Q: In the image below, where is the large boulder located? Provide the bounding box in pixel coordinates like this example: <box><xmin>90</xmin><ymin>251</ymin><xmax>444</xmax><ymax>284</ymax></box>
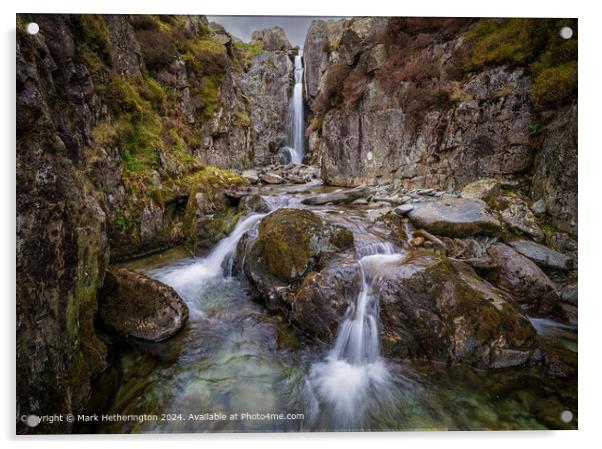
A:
<box><xmin>407</xmin><ymin>197</ymin><xmax>503</xmax><ymax>237</ymax></box>
<box><xmin>485</xmin><ymin>243</ymin><xmax>560</xmax><ymax>316</ymax></box>
<box><xmin>378</xmin><ymin>251</ymin><xmax>538</xmax><ymax>368</ymax></box>
<box><xmin>99</xmin><ymin>269</ymin><xmax>189</xmax><ymax>342</ymax></box>
<box><xmin>244</xmin><ymin>208</ymin><xmax>354</xmax><ymax>285</ymax></box>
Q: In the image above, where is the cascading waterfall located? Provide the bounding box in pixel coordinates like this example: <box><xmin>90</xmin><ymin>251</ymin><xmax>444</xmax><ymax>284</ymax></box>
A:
<box><xmin>305</xmin><ymin>242</ymin><xmax>403</xmax><ymax>429</ymax></box>
<box><xmin>149</xmin><ymin>213</ymin><xmax>265</xmax><ymax>317</ymax></box>
<box><xmin>281</xmin><ymin>49</ymin><xmax>305</xmax><ymax>164</ymax></box>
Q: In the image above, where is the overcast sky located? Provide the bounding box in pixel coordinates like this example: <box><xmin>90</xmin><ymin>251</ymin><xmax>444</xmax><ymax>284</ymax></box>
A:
<box><xmin>207</xmin><ymin>16</ymin><xmax>341</xmax><ymax>46</ymax></box>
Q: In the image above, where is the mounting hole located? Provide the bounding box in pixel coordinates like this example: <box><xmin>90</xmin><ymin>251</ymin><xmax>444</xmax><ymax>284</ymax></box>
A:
<box><xmin>560</xmin><ymin>410</ymin><xmax>573</xmax><ymax>423</ymax></box>
<box><xmin>559</xmin><ymin>26</ymin><xmax>573</xmax><ymax>40</ymax></box>
<box><xmin>25</xmin><ymin>414</ymin><xmax>41</xmax><ymax>427</ymax></box>
<box><xmin>26</xmin><ymin>22</ymin><xmax>39</xmax><ymax>35</ymax></box>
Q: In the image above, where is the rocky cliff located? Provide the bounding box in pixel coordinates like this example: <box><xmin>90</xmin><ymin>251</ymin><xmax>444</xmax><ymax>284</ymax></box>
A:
<box><xmin>16</xmin><ymin>14</ymin><xmax>293</xmax><ymax>433</ymax></box>
<box><xmin>304</xmin><ymin>17</ymin><xmax>577</xmax><ymax>236</ymax></box>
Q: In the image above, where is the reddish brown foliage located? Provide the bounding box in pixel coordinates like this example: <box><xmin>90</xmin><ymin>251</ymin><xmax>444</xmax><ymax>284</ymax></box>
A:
<box><xmin>135</xmin><ymin>30</ymin><xmax>178</xmax><ymax>68</ymax></box>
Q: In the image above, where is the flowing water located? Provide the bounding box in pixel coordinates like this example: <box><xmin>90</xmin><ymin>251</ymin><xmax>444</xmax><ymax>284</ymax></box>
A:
<box><xmin>281</xmin><ymin>49</ymin><xmax>305</xmax><ymax>164</ymax></box>
<box><xmin>304</xmin><ymin>243</ymin><xmax>403</xmax><ymax>429</ymax></box>
<box><xmin>92</xmin><ymin>184</ymin><xmax>578</xmax><ymax>433</ymax></box>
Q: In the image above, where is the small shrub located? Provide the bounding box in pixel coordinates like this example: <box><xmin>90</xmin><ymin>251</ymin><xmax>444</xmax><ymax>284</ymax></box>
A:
<box><xmin>341</xmin><ymin>65</ymin><xmax>370</xmax><ymax>109</ymax></box>
<box><xmin>135</xmin><ymin>29</ymin><xmax>178</xmax><ymax>68</ymax></box>
<box><xmin>532</xmin><ymin>61</ymin><xmax>577</xmax><ymax>107</ymax></box>
<box><xmin>178</xmin><ymin>38</ymin><xmax>229</xmax><ymax>75</ymax></box>
<box><xmin>313</xmin><ymin>62</ymin><xmax>351</xmax><ymax>114</ymax></box>
<box><xmin>130</xmin><ymin>15</ymin><xmax>159</xmax><ymax>31</ymax></box>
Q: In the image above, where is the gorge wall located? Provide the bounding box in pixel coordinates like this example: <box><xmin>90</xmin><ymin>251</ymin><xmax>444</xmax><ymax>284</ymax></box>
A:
<box><xmin>303</xmin><ymin>17</ymin><xmax>578</xmax><ymax>236</ymax></box>
<box><xmin>16</xmin><ymin>14</ymin><xmax>294</xmax><ymax>432</ymax></box>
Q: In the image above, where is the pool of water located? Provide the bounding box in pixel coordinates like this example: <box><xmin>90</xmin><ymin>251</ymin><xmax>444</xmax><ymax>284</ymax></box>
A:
<box><xmin>89</xmin><ymin>185</ymin><xmax>577</xmax><ymax>433</ymax></box>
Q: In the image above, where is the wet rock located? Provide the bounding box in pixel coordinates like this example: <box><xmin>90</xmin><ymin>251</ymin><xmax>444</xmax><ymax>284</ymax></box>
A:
<box><xmin>500</xmin><ymin>198</ymin><xmax>545</xmax><ymax>242</ymax></box>
<box><xmin>239</xmin><ymin>194</ymin><xmax>271</xmax><ymax>214</ymax></box>
<box><xmin>393</xmin><ymin>204</ymin><xmax>414</xmax><ymax>216</ymax></box>
<box><xmin>259</xmin><ymin>172</ymin><xmax>285</xmax><ymax>184</ymax></box>
<box><xmin>244</xmin><ymin>208</ymin><xmax>354</xmax><ymax>286</ymax></box>
<box><xmin>508</xmin><ymin>240</ymin><xmax>572</xmax><ymax>271</ymax></box>
<box><xmin>378</xmin><ymin>251</ymin><xmax>538</xmax><ymax>368</ymax></box>
<box><xmin>99</xmin><ymin>269</ymin><xmax>189</xmax><ymax>342</ymax></box>
<box><xmin>292</xmin><ymin>255</ymin><xmax>361</xmax><ymax>342</ymax></box>
<box><xmin>301</xmin><ymin>187</ymin><xmax>370</xmax><ymax>206</ymax></box>
<box><xmin>541</xmin><ymin>344</ymin><xmax>577</xmax><ymax>380</ymax></box>
<box><xmin>460</xmin><ymin>178</ymin><xmax>501</xmax><ymax>203</ymax></box>
<box><xmin>560</xmin><ymin>282</ymin><xmax>578</xmax><ymax>305</ymax></box>
<box><xmin>485</xmin><ymin>243</ymin><xmax>560</xmax><ymax>316</ymax></box>
<box><xmin>407</xmin><ymin>197</ymin><xmax>503</xmax><ymax>237</ymax></box>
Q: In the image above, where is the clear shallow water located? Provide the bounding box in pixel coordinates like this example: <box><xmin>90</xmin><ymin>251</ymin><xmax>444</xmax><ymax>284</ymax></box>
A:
<box><xmin>92</xmin><ymin>189</ymin><xmax>577</xmax><ymax>433</ymax></box>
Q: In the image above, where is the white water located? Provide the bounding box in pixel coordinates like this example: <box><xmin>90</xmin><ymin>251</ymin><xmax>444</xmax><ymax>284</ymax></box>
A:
<box><xmin>150</xmin><ymin>213</ymin><xmax>265</xmax><ymax>317</ymax></box>
<box><xmin>282</xmin><ymin>49</ymin><xmax>305</xmax><ymax>164</ymax></box>
<box><xmin>305</xmin><ymin>242</ymin><xmax>402</xmax><ymax>429</ymax></box>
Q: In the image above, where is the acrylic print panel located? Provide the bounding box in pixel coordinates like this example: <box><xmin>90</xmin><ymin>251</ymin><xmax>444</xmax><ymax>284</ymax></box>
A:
<box><xmin>16</xmin><ymin>14</ymin><xmax>577</xmax><ymax>434</ymax></box>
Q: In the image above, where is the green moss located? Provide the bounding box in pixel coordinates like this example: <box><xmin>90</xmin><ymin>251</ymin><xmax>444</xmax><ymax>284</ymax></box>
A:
<box><xmin>465</xmin><ymin>18</ymin><xmax>577</xmax><ymax>107</ymax></box>
<box><xmin>184</xmin><ymin>74</ymin><xmax>224</xmax><ymax>120</ymax></box>
<box><xmin>234</xmin><ymin>110</ymin><xmax>252</xmax><ymax>128</ymax></box>
<box><xmin>78</xmin><ymin>15</ymin><xmax>111</xmax><ymax>62</ymax></box>
<box><xmin>532</xmin><ymin>61</ymin><xmax>577</xmax><ymax>106</ymax></box>
<box><xmin>179</xmin><ymin>38</ymin><xmax>229</xmax><ymax>75</ymax></box>
<box><xmin>234</xmin><ymin>40</ymin><xmax>265</xmax><ymax>69</ymax></box>
<box><xmin>141</xmin><ymin>74</ymin><xmax>168</xmax><ymax>113</ymax></box>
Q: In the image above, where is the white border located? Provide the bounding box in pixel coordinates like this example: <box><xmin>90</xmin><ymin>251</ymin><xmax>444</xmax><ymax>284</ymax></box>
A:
<box><xmin>2</xmin><ymin>1</ymin><xmax>598</xmax><ymax>448</ymax></box>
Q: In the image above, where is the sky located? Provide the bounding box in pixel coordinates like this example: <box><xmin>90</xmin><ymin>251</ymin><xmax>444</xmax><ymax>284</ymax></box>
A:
<box><xmin>207</xmin><ymin>16</ymin><xmax>341</xmax><ymax>47</ymax></box>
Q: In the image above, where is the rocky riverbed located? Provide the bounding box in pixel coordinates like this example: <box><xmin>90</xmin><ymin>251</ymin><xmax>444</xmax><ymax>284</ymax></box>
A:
<box><xmin>76</xmin><ymin>179</ymin><xmax>577</xmax><ymax>432</ymax></box>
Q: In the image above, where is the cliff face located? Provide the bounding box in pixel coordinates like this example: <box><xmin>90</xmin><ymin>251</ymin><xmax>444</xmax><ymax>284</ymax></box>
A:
<box><xmin>16</xmin><ymin>14</ymin><xmax>293</xmax><ymax>433</ymax></box>
<box><xmin>304</xmin><ymin>17</ymin><xmax>577</xmax><ymax>236</ymax></box>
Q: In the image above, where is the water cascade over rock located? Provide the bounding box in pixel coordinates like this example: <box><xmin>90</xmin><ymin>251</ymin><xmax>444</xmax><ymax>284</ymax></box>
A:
<box><xmin>281</xmin><ymin>49</ymin><xmax>305</xmax><ymax>164</ymax></box>
<box><xmin>304</xmin><ymin>242</ymin><xmax>402</xmax><ymax>430</ymax></box>
<box><xmin>150</xmin><ymin>214</ymin><xmax>265</xmax><ymax>317</ymax></box>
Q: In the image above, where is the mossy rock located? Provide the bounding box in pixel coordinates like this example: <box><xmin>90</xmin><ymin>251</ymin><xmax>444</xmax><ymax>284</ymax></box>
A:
<box><xmin>378</xmin><ymin>250</ymin><xmax>538</xmax><ymax>368</ymax></box>
<box><xmin>250</xmin><ymin>208</ymin><xmax>354</xmax><ymax>283</ymax></box>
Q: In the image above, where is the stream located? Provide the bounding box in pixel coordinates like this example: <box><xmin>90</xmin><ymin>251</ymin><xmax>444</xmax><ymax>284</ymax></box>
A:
<box><xmin>93</xmin><ymin>183</ymin><xmax>577</xmax><ymax>433</ymax></box>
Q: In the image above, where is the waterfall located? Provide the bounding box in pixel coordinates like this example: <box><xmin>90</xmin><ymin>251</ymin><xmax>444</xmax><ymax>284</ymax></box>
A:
<box><xmin>282</xmin><ymin>49</ymin><xmax>305</xmax><ymax>164</ymax></box>
<box><xmin>149</xmin><ymin>213</ymin><xmax>265</xmax><ymax>316</ymax></box>
<box><xmin>304</xmin><ymin>242</ymin><xmax>402</xmax><ymax>429</ymax></box>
